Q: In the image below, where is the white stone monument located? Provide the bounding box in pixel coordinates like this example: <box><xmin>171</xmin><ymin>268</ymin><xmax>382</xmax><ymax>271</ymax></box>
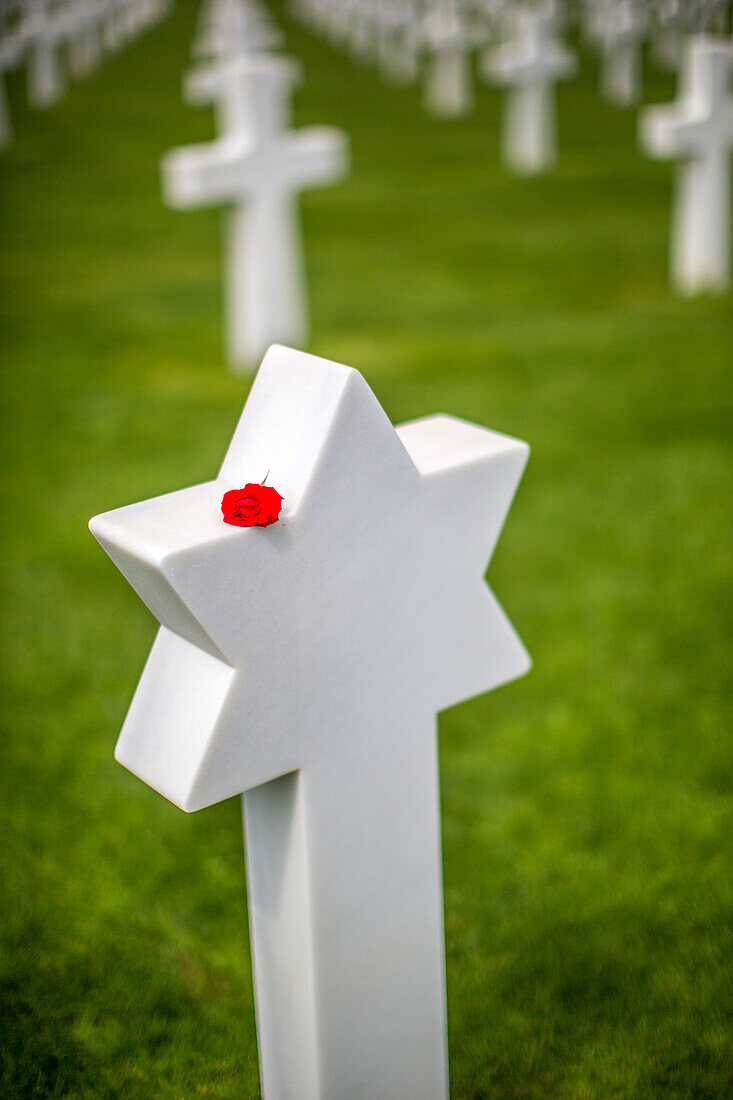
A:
<box><xmin>24</xmin><ymin>1</ymin><xmax>68</xmax><ymax>108</ymax></box>
<box><xmin>67</xmin><ymin>0</ymin><xmax>103</xmax><ymax>81</ymax></box>
<box><xmin>89</xmin><ymin>344</ymin><xmax>531</xmax><ymax>1100</ymax></box>
<box><xmin>693</xmin><ymin>0</ymin><xmax>731</xmax><ymax>35</ymax></box>
<box><xmin>485</xmin><ymin>4</ymin><xmax>577</xmax><ymax>173</ymax></box>
<box><xmin>595</xmin><ymin>0</ymin><xmax>647</xmax><ymax>107</ymax></box>
<box><xmin>348</xmin><ymin>0</ymin><xmax>380</xmax><ymax>65</ymax></box>
<box><xmin>102</xmin><ymin>0</ymin><xmax>125</xmax><ymax>52</ymax></box>
<box><xmin>376</xmin><ymin>0</ymin><xmax>420</xmax><ymax>85</ymax></box>
<box><xmin>422</xmin><ymin>4</ymin><xmax>475</xmax><ymax>118</ymax></box>
<box><xmin>651</xmin><ymin>0</ymin><xmax>688</xmax><ymax>71</ymax></box>
<box><xmin>640</xmin><ymin>35</ymin><xmax>733</xmax><ymax>295</ymax></box>
<box><xmin>162</xmin><ymin>55</ymin><xmax>349</xmax><ymax>371</ymax></box>
<box><xmin>320</xmin><ymin>0</ymin><xmax>354</xmax><ymax>49</ymax></box>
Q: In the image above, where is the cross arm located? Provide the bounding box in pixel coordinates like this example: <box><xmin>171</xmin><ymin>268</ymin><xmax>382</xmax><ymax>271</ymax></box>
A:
<box><xmin>184</xmin><ymin>62</ymin><xmax>222</xmax><ymax>107</ymax></box>
<box><xmin>281</xmin><ymin>127</ymin><xmax>350</xmax><ymax>190</ymax></box>
<box><xmin>162</xmin><ymin>138</ymin><xmax>252</xmax><ymax>208</ymax></box>
<box><xmin>639</xmin><ymin>103</ymin><xmax>715</xmax><ymax>158</ymax></box>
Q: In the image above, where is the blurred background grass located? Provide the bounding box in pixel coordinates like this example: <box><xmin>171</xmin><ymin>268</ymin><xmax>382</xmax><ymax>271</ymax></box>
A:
<box><xmin>1</xmin><ymin>2</ymin><xmax>731</xmax><ymax>1096</ymax></box>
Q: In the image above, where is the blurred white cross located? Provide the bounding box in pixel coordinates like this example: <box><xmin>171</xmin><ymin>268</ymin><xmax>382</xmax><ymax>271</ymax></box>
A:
<box><xmin>640</xmin><ymin>35</ymin><xmax>733</xmax><ymax>294</ymax></box>
<box><xmin>161</xmin><ymin>55</ymin><xmax>349</xmax><ymax>370</ymax></box>
<box><xmin>485</xmin><ymin>5</ymin><xmax>577</xmax><ymax>173</ymax></box>
<box><xmin>377</xmin><ymin>0</ymin><xmax>420</xmax><ymax>85</ymax></box>
<box><xmin>23</xmin><ymin>0</ymin><xmax>69</xmax><ymax>108</ymax></box>
<box><xmin>67</xmin><ymin>0</ymin><xmax>103</xmax><ymax>81</ymax></box>
<box><xmin>422</xmin><ymin>3</ymin><xmax>475</xmax><ymax>118</ymax></box>
<box><xmin>651</xmin><ymin>0</ymin><xmax>688</xmax><ymax>70</ymax></box>
<box><xmin>594</xmin><ymin>0</ymin><xmax>647</xmax><ymax>106</ymax></box>
<box><xmin>90</xmin><ymin>345</ymin><xmax>530</xmax><ymax>1100</ymax></box>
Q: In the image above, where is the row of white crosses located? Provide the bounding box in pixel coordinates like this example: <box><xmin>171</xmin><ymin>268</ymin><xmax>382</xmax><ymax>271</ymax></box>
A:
<box><xmin>486</xmin><ymin>4</ymin><xmax>577</xmax><ymax>172</ymax></box>
<box><xmin>90</xmin><ymin>343</ymin><xmax>532</xmax><ymax>1100</ymax></box>
<box><xmin>287</xmin><ymin>0</ymin><xmax>733</xmax><ymax>290</ymax></box>
<box><xmin>292</xmin><ymin>0</ymin><xmax>578</xmax><ymax>174</ymax></box>
<box><xmin>0</xmin><ymin>0</ymin><xmax>173</xmax><ymax>147</ymax></box>
<box><xmin>581</xmin><ymin>0</ymin><xmax>730</xmax><ymax>100</ymax></box>
<box><xmin>160</xmin><ymin>0</ymin><xmax>731</xmax><ymax>386</ymax></box>
<box><xmin>162</xmin><ymin>0</ymin><xmax>350</xmax><ymax>370</ymax></box>
<box><xmin>648</xmin><ymin>0</ymin><xmax>731</xmax><ymax>69</ymax></box>
<box><xmin>291</xmin><ymin>0</ymin><xmax>730</xmax><ymax>116</ymax></box>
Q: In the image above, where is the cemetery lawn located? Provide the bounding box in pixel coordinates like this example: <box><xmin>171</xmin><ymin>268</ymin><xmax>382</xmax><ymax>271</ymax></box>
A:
<box><xmin>1</xmin><ymin>3</ymin><xmax>731</xmax><ymax>1097</ymax></box>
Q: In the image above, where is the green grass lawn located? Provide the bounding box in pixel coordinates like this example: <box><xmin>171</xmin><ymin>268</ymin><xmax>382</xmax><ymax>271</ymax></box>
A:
<box><xmin>1</xmin><ymin>3</ymin><xmax>731</xmax><ymax>1096</ymax></box>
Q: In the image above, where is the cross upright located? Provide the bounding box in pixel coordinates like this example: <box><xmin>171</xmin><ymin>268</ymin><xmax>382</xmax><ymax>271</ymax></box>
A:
<box><xmin>651</xmin><ymin>0</ymin><xmax>688</xmax><ymax>70</ymax></box>
<box><xmin>161</xmin><ymin>55</ymin><xmax>349</xmax><ymax>371</ymax></box>
<box><xmin>346</xmin><ymin>0</ymin><xmax>380</xmax><ymax>64</ymax></box>
<box><xmin>317</xmin><ymin>0</ymin><xmax>353</xmax><ymax>49</ymax></box>
<box><xmin>376</xmin><ymin>0</ymin><xmax>420</xmax><ymax>85</ymax></box>
<box><xmin>485</xmin><ymin>5</ymin><xmax>577</xmax><ymax>173</ymax></box>
<box><xmin>67</xmin><ymin>0</ymin><xmax>103</xmax><ymax>82</ymax></box>
<box><xmin>90</xmin><ymin>346</ymin><xmax>530</xmax><ymax>1100</ymax></box>
<box><xmin>102</xmin><ymin>0</ymin><xmax>126</xmax><ymax>52</ymax></box>
<box><xmin>640</xmin><ymin>35</ymin><xmax>733</xmax><ymax>295</ymax></box>
<box><xmin>421</xmin><ymin>3</ymin><xmax>475</xmax><ymax>119</ymax></box>
<box><xmin>22</xmin><ymin>0</ymin><xmax>69</xmax><ymax>109</ymax></box>
<box><xmin>594</xmin><ymin>0</ymin><xmax>647</xmax><ymax>107</ymax></box>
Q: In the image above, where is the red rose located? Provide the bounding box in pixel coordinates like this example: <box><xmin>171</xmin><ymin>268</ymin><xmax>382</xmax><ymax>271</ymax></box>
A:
<box><xmin>221</xmin><ymin>483</ymin><xmax>283</xmax><ymax>528</ymax></box>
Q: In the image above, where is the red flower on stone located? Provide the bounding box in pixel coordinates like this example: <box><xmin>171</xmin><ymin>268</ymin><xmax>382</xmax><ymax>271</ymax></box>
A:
<box><xmin>221</xmin><ymin>483</ymin><xmax>283</xmax><ymax>528</ymax></box>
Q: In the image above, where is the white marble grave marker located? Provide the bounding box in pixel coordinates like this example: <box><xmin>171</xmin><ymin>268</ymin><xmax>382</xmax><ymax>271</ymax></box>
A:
<box><xmin>377</xmin><ymin>0</ymin><xmax>420</xmax><ymax>85</ymax></box>
<box><xmin>422</xmin><ymin>4</ymin><xmax>475</xmax><ymax>118</ymax></box>
<box><xmin>162</xmin><ymin>55</ymin><xmax>349</xmax><ymax>371</ymax></box>
<box><xmin>348</xmin><ymin>0</ymin><xmax>380</xmax><ymax>65</ymax></box>
<box><xmin>486</xmin><ymin>5</ymin><xmax>577</xmax><ymax>173</ymax></box>
<box><xmin>102</xmin><ymin>0</ymin><xmax>125</xmax><ymax>52</ymax></box>
<box><xmin>595</xmin><ymin>0</ymin><xmax>647</xmax><ymax>107</ymax></box>
<box><xmin>640</xmin><ymin>35</ymin><xmax>733</xmax><ymax>294</ymax></box>
<box><xmin>651</xmin><ymin>0</ymin><xmax>688</xmax><ymax>71</ymax></box>
<box><xmin>24</xmin><ymin>1</ymin><xmax>68</xmax><ymax>108</ymax></box>
<box><xmin>67</xmin><ymin>0</ymin><xmax>103</xmax><ymax>81</ymax></box>
<box><xmin>89</xmin><ymin>345</ymin><xmax>531</xmax><ymax>1100</ymax></box>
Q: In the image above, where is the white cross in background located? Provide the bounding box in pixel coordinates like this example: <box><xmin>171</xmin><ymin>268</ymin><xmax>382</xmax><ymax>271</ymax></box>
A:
<box><xmin>376</xmin><ymin>0</ymin><xmax>420</xmax><ymax>85</ymax></box>
<box><xmin>593</xmin><ymin>0</ymin><xmax>647</xmax><ymax>107</ymax></box>
<box><xmin>651</xmin><ymin>0</ymin><xmax>689</xmax><ymax>70</ymax></box>
<box><xmin>90</xmin><ymin>345</ymin><xmax>530</xmax><ymax>1100</ymax></box>
<box><xmin>422</xmin><ymin>2</ymin><xmax>475</xmax><ymax>119</ymax></box>
<box><xmin>67</xmin><ymin>0</ymin><xmax>103</xmax><ymax>82</ymax></box>
<box><xmin>485</xmin><ymin>4</ymin><xmax>577</xmax><ymax>173</ymax></box>
<box><xmin>640</xmin><ymin>35</ymin><xmax>733</xmax><ymax>294</ymax></box>
<box><xmin>348</xmin><ymin>0</ymin><xmax>380</xmax><ymax>65</ymax></box>
<box><xmin>161</xmin><ymin>55</ymin><xmax>349</xmax><ymax>370</ymax></box>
